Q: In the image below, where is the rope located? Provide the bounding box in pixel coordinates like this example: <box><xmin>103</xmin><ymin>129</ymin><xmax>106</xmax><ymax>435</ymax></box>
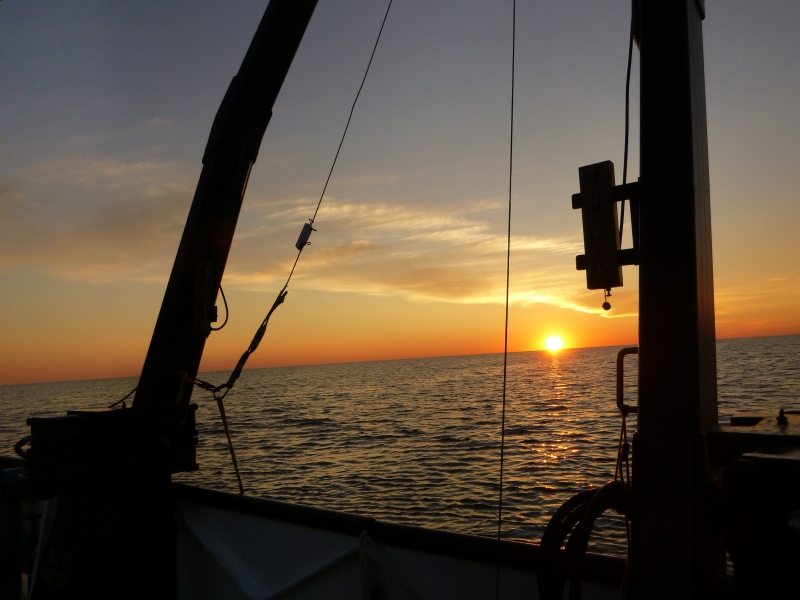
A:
<box><xmin>619</xmin><ymin>15</ymin><xmax>634</xmax><ymax>243</ymax></box>
<box><xmin>180</xmin><ymin>374</ymin><xmax>245</xmax><ymax>494</ymax></box>
<box><xmin>614</xmin><ymin>412</ymin><xmax>633</xmax><ymax>595</ymax></box>
<box><xmin>495</xmin><ymin>0</ymin><xmax>516</xmax><ymax>596</ymax></box>
<box><xmin>108</xmin><ymin>386</ymin><xmax>137</xmax><ymax>409</ymax></box>
<box><xmin>215</xmin><ymin>389</ymin><xmax>244</xmax><ymax>495</ymax></box>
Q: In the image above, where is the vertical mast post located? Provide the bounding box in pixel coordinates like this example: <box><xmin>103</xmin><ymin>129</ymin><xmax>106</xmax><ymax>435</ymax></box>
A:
<box><xmin>635</xmin><ymin>0</ymin><xmax>723</xmax><ymax>596</ymax></box>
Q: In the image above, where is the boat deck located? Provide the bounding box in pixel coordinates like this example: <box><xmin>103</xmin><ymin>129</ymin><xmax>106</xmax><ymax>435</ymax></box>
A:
<box><xmin>175</xmin><ymin>483</ymin><xmax>624</xmax><ymax>600</ymax></box>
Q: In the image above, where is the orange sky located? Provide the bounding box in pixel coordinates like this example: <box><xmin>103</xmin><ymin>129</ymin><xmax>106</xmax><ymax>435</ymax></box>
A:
<box><xmin>3</xmin><ymin>269</ymin><xmax>798</xmax><ymax>385</ymax></box>
<box><xmin>2</xmin><ymin>1</ymin><xmax>800</xmax><ymax>385</ymax></box>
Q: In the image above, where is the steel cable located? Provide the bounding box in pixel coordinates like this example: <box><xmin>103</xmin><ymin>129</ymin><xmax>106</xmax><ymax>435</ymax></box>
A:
<box><xmin>495</xmin><ymin>0</ymin><xmax>516</xmax><ymax>597</ymax></box>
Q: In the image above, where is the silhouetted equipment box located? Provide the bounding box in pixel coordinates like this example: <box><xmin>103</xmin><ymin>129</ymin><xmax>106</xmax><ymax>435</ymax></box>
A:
<box><xmin>726</xmin><ymin>450</ymin><xmax>800</xmax><ymax>598</ymax></box>
<box><xmin>572</xmin><ymin>162</ymin><xmax>641</xmax><ymax>291</ymax></box>
<box><xmin>707</xmin><ymin>413</ymin><xmax>800</xmax><ymax>598</ymax></box>
<box><xmin>572</xmin><ymin>160</ymin><xmax>640</xmax><ymax>290</ymax></box>
<box><xmin>573</xmin><ymin>161</ymin><xmax>622</xmax><ymax>290</ymax></box>
<box><xmin>19</xmin><ymin>406</ymin><xmax>198</xmax><ymax>499</ymax></box>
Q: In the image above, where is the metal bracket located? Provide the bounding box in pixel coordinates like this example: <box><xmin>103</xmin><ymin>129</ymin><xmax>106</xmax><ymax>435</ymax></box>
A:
<box><xmin>576</xmin><ymin>248</ymin><xmax>639</xmax><ymax>271</ymax></box>
<box><xmin>617</xmin><ymin>347</ymin><xmax>638</xmax><ymax>416</ymax></box>
<box><xmin>573</xmin><ymin>177</ymin><xmax>641</xmax><ymax>276</ymax></box>
<box><xmin>571</xmin><ymin>181</ymin><xmax>641</xmax><ymax>210</ymax></box>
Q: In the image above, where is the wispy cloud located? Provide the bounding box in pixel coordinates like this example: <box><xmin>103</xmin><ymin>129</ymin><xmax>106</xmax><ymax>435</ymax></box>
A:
<box><xmin>227</xmin><ymin>195</ymin><xmax>597</xmax><ymax>312</ymax></box>
<box><xmin>0</xmin><ymin>156</ymin><xmax>195</xmax><ymax>281</ymax></box>
<box><xmin>0</xmin><ymin>155</ymin><xmax>607</xmax><ymax>315</ymax></box>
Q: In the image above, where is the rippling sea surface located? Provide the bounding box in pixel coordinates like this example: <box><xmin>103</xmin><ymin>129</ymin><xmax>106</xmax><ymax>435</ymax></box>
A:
<box><xmin>2</xmin><ymin>335</ymin><xmax>799</xmax><ymax>555</ymax></box>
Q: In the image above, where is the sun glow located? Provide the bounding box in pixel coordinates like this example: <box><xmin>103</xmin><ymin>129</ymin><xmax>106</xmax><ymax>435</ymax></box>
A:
<box><xmin>545</xmin><ymin>336</ymin><xmax>564</xmax><ymax>352</ymax></box>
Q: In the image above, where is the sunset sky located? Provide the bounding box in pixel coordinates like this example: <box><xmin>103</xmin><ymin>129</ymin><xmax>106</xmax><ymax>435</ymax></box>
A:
<box><xmin>1</xmin><ymin>0</ymin><xmax>800</xmax><ymax>385</ymax></box>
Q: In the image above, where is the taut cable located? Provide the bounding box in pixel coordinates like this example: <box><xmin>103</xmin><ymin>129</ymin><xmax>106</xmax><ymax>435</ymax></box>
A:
<box><xmin>495</xmin><ymin>0</ymin><xmax>516</xmax><ymax>597</ymax></box>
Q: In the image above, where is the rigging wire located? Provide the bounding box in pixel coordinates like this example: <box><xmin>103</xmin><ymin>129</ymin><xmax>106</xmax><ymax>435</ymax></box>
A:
<box><xmin>619</xmin><ymin>15</ymin><xmax>634</xmax><ymax>243</ymax></box>
<box><xmin>495</xmin><ymin>0</ymin><xmax>516</xmax><ymax>597</ymax></box>
<box><xmin>216</xmin><ymin>391</ymin><xmax>245</xmax><ymax>495</ymax></box>
<box><xmin>193</xmin><ymin>0</ymin><xmax>395</xmax><ymax>389</ymax></box>
<box><xmin>187</xmin><ymin>0</ymin><xmax>395</xmax><ymax>496</ymax></box>
<box><xmin>308</xmin><ymin>0</ymin><xmax>394</xmax><ymax>227</ymax></box>
<box><xmin>271</xmin><ymin>0</ymin><xmax>396</xmax><ymax>296</ymax></box>
<box><xmin>275</xmin><ymin>0</ymin><xmax>395</xmax><ymax>295</ymax></box>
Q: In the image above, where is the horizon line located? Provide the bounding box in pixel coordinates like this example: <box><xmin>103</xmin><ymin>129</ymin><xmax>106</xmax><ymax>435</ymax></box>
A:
<box><xmin>2</xmin><ymin>331</ymin><xmax>798</xmax><ymax>388</ymax></box>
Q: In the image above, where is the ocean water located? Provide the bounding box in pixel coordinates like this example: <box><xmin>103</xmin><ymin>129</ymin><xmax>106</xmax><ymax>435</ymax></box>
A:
<box><xmin>2</xmin><ymin>335</ymin><xmax>799</xmax><ymax>556</ymax></box>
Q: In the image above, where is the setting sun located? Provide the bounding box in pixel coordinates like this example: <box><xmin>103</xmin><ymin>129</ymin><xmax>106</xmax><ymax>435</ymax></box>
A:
<box><xmin>545</xmin><ymin>336</ymin><xmax>564</xmax><ymax>351</ymax></box>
